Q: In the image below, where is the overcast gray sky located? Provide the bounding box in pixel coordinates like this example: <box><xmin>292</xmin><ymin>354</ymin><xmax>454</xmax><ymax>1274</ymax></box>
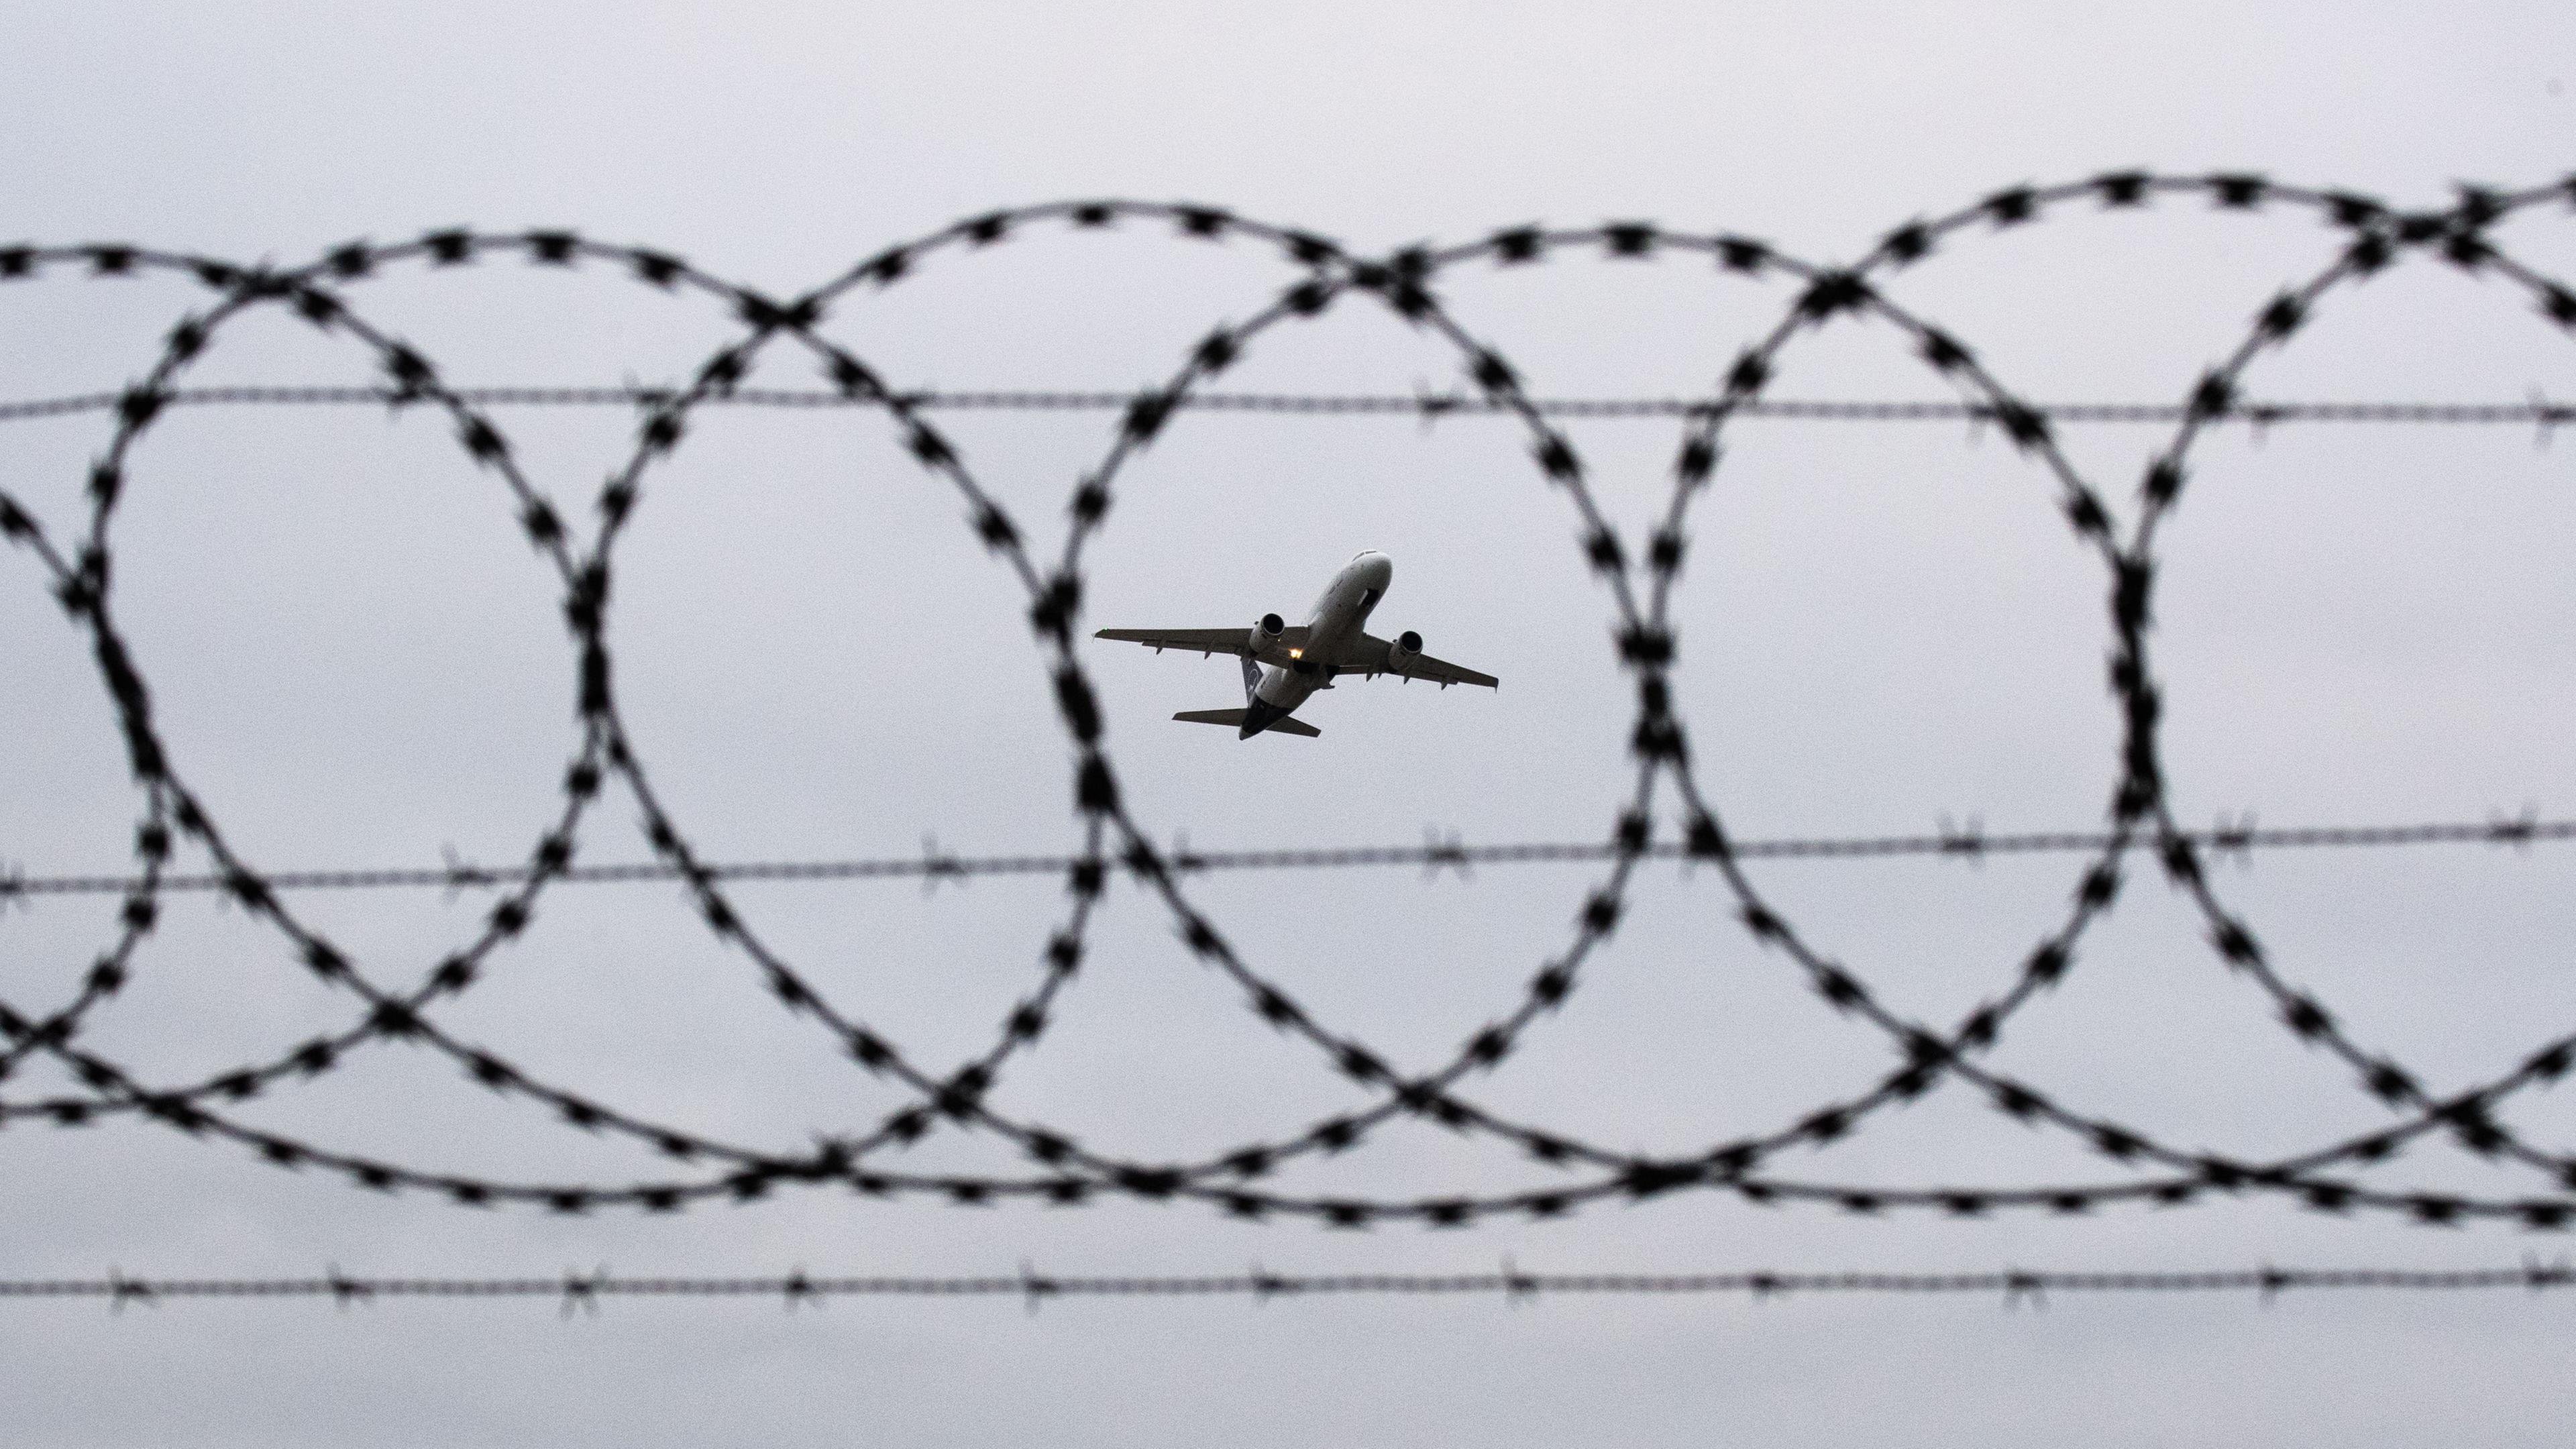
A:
<box><xmin>3</xmin><ymin>3</ymin><xmax>2574</xmax><ymax>1445</ymax></box>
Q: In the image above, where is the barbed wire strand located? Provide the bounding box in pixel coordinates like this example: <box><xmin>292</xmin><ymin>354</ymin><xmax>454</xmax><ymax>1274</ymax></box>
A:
<box><xmin>5</xmin><ymin>812</ymin><xmax>2570</xmax><ymax>899</ymax></box>
<box><xmin>0</xmin><ymin>384</ymin><xmax>2569</xmax><ymax>429</ymax></box>
<box><xmin>7</xmin><ymin>1260</ymin><xmax>2571</xmax><ymax>1311</ymax></box>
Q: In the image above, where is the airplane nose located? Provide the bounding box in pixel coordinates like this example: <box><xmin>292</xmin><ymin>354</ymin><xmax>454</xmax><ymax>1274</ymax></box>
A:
<box><xmin>1360</xmin><ymin>552</ymin><xmax>1393</xmax><ymax>587</ymax></box>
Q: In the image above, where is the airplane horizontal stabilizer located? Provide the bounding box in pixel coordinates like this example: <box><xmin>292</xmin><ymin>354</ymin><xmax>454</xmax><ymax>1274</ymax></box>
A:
<box><xmin>1172</xmin><ymin>708</ymin><xmax>1321</xmax><ymax>738</ymax></box>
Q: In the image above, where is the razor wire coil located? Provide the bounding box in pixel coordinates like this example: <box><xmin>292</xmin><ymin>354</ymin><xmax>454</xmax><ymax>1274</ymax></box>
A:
<box><xmin>6</xmin><ymin>171</ymin><xmax>2576</xmax><ymax>1228</ymax></box>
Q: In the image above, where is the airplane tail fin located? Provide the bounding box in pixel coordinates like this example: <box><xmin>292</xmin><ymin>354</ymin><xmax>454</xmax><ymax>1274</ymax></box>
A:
<box><xmin>1173</xmin><ymin>708</ymin><xmax>1321</xmax><ymax>738</ymax></box>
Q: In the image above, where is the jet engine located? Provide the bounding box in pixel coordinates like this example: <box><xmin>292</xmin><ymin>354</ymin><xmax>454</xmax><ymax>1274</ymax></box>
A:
<box><xmin>1387</xmin><ymin>629</ymin><xmax>1423</xmax><ymax>672</ymax></box>
<box><xmin>1250</xmin><ymin>612</ymin><xmax>1286</xmax><ymax>653</ymax></box>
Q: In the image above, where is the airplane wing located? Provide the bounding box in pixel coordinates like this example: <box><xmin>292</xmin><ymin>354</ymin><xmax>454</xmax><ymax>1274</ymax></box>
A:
<box><xmin>1334</xmin><ymin>632</ymin><xmax>1498</xmax><ymax>689</ymax></box>
<box><xmin>1095</xmin><ymin>625</ymin><xmax>1310</xmax><ymax>671</ymax></box>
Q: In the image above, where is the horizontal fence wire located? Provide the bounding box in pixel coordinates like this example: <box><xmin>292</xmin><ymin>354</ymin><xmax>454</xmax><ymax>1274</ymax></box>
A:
<box><xmin>5</xmin><ymin>814</ymin><xmax>2571</xmax><ymax>900</ymax></box>
<box><xmin>0</xmin><ymin>385</ymin><xmax>2571</xmax><ymax>429</ymax></box>
<box><xmin>4</xmin><ymin>1261</ymin><xmax>2570</xmax><ymax>1311</ymax></box>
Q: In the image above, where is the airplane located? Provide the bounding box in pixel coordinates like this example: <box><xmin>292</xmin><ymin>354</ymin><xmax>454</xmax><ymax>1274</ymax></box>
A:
<box><xmin>1094</xmin><ymin>551</ymin><xmax>1497</xmax><ymax>739</ymax></box>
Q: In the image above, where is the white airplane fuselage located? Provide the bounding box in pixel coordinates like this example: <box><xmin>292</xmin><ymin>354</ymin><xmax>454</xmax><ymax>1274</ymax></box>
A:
<box><xmin>1241</xmin><ymin>551</ymin><xmax>1393</xmax><ymax>736</ymax></box>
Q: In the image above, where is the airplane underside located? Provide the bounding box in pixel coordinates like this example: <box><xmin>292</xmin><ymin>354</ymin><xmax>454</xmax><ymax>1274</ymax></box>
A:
<box><xmin>1093</xmin><ymin>551</ymin><xmax>1495</xmax><ymax>742</ymax></box>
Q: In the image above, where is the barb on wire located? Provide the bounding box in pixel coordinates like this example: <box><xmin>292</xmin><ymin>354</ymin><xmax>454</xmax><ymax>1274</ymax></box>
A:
<box><xmin>1936</xmin><ymin>814</ymin><xmax>1987</xmax><ymax>868</ymax></box>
